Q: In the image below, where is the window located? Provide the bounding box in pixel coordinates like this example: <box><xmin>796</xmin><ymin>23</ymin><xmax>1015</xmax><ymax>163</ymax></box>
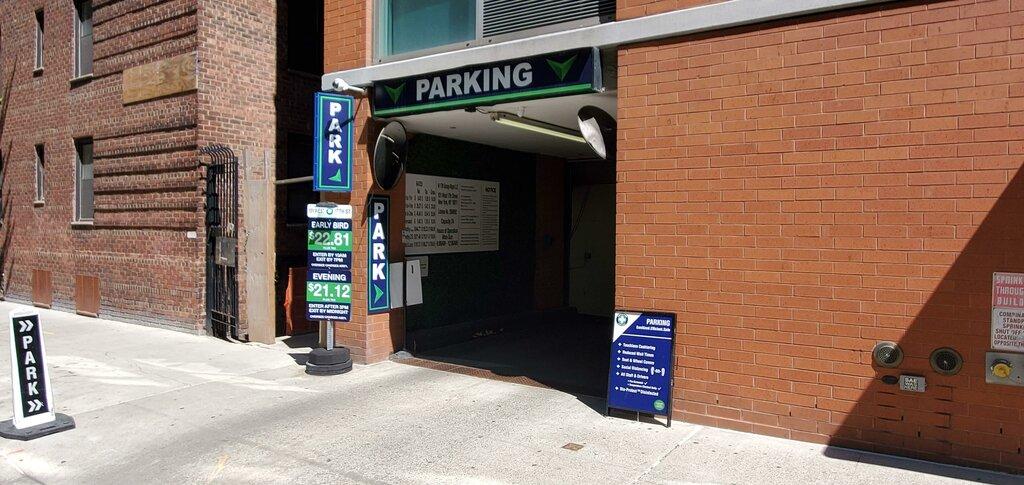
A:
<box><xmin>74</xmin><ymin>1</ymin><xmax>93</xmax><ymax>77</ymax></box>
<box><xmin>284</xmin><ymin>133</ymin><xmax>315</xmax><ymax>224</ymax></box>
<box><xmin>75</xmin><ymin>139</ymin><xmax>93</xmax><ymax>221</ymax></box>
<box><xmin>34</xmin><ymin>10</ymin><xmax>44</xmax><ymax>70</ymax></box>
<box><xmin>374</xmin><ymin>0</ymin><xmax>615</xmax><ymax>61</ymax></box>
<box><xmin>34</xmin><ymin>145</ymin><xmax>44</xmax><ymax>203</ymax></box>
<box><xmin>286</xmin><ymin>0</ymin><xmax>323</xmax><ymax>73</ymax></box>
<box><xmin>377</xmin><ymin>0</ymin><xmax>476</xmax><ymax>58</ymax></box>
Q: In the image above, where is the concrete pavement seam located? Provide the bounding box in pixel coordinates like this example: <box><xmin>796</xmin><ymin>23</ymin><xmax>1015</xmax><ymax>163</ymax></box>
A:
<box><xmin>630</xmin><ymin>425</ymin><xmax>704</xmax><ymax>484</ymax></box>
<box><xmin>1</xmin><ymin>450</ymin><xmax>48</xmax><ymax>485</ymax></box>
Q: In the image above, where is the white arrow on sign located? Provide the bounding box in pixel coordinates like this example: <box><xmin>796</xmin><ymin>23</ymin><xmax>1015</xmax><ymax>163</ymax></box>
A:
<box><xmin>18</xmin><ymin>320</ymin><xmax>33</xmax><ymax>332</ymax></box>
<box><xmin>27</xmin><ymin>399</ymin><xmax>44</xmax><ymax>412</ymax></box>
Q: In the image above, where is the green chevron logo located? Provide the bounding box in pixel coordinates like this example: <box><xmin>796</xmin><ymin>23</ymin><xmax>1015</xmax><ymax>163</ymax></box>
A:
<box><xmin>328</xmin><ymin>170</ymin><xmax>343</xmax><ymax>183</ymax></box>
<box><xmin>383</xmin><ymin>83</ymin><xmax>405</xmax><ymax>104</ymax></box>
<box><xmin>374</xmin><ymin>285</ymin><xmax>384</xmax><ymax>303</ymax></box>
<box><xmin>546</xmin><ymin>55</ymin><xmax>577</xmax><ymax>81</ymax></box>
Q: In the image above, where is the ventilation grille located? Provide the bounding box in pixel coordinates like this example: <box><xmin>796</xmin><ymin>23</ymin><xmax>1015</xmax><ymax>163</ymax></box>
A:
<box><xmin>930</xmin><ymin>348</ymin><xmax>963</xmax><ymax>375</ymax></box>
<box><xmin>872</xmin><ymin>341</ymin><xmax>903</xmax><ymax>368</ymax></box>
<box><xmin>483</xmin><ymin>0</ymin><xmax>615</xmax><ymax>38</ymax></box>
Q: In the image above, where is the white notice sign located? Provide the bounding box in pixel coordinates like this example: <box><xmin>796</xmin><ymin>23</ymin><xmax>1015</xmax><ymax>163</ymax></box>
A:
<box><xmin>403</xmin><ymin>174</ymin><xmax>499</xmax><ymax>255</ymax></box>
<box><xmin>992</xmin><ymin>308</ymin><xmax>1024</xmax><ymax>351</ymax></box>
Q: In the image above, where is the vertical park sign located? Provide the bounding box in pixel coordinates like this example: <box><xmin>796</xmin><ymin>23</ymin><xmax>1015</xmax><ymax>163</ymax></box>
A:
<box><xmin>368</xmin><ymin>196</ymin><xmax>390</xmax><ymax>314</ymax></box>
<box><xmin>313</xmin><ymin>92</ymin><xmax>353</xmax><ymax>193</ymax></box>
<box><xmin>1</xmin><ymin>310</ymin><xmax>75</xmax><ymax>439</ymax></box>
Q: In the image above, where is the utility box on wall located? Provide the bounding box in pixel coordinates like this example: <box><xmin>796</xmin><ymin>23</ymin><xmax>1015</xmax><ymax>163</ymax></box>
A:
<box><xmin>986</xmin><ymin>352</ymin><xmax>1024</xmax><ymax>387</ymax></box>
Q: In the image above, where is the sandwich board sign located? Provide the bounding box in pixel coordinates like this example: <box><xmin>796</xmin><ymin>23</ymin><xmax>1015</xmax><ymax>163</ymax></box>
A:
<box><xmin>606</xmin><ymin>311</ymin><xmax>675</xmax><ymax>425</ymax></box>
<box><xmin>1</xmin><ymin>310</ymin><xmax>75</xmax><ymax>439</ymax></box>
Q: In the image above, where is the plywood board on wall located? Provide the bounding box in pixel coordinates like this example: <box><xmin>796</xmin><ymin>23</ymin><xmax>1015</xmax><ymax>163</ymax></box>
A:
<box><xmin>32</xmin><ymin>270</ymin><xmax>52</xmax><ymax>308</ymax></box>
<box><xmin>75</xmin><ymin>275</ymin><xmax>100</xmax><ymax>317</ymax></box>
<box><xmin>122</xmin><ymin>53</ymin><xmax>197</xmax><ymax>105</ymax></box>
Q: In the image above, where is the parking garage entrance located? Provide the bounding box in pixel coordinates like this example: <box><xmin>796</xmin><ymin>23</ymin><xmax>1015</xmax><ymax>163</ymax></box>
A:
<box><xmin>393</xmin><ymin>92</ymin><xmax>616</xmax><ymax>398</ymax></box>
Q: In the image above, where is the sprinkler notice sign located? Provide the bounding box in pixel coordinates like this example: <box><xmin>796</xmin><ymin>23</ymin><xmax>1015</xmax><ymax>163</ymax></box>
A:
<box><xmin>992</xmin><ymin>309</ymin><xmax>1024</xmax><ymax>351</ymax></box>
<box><xmin>992</xmin><ymin>273</ymin><xmax>1024</xmax><ymax>351</ymax></box>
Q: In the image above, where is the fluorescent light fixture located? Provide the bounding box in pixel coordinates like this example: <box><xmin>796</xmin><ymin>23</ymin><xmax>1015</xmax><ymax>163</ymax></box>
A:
<box><xmin>489</xmin><ymin>112</ymin><xmax>587</xmax><ymax>144</ymax></box>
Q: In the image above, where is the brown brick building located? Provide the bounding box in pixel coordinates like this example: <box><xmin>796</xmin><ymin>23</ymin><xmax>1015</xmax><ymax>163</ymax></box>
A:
<box><xmin>0</xmin><ymin>0</ymin><xmax>321</xmax><ymax>341</ymax></box>
<box><xmin>1</xmin><ymin>0</ymin><xmax>1021</xmax><ymax>476</ymax></box>
<box><xmin>322</xmin><ymin>0</ymin><xmax>1024</xmax><ymax>474</ymax></box>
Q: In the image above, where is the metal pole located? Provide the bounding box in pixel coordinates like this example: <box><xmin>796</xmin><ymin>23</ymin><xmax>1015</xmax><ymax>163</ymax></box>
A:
<box><xmin>326</xmin><ymin>321</ymin><xmax>335</xmax><ymax>351</ymax></box>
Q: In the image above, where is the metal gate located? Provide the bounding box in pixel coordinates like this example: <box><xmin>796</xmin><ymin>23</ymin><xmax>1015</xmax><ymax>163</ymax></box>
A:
<box><xmin>202</xmin><ymin>146</ymin><xmax>239</xmax><ymax>340</ymax></box>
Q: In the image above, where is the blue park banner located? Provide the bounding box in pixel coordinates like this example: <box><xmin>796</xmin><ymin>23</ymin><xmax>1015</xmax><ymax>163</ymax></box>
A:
<box><xmin>313</xmin><ymin>92</ymin><xmax>354</xmax><ymax>193</ymax></box>
<box><xmin>367</xmin><ymin>196</ymin><xmax>390</xmax><ymax>314</ymax></box>
<box><xmin>607</xmin><ymin>311</ymin><xmax>675</xmax><ymax>420</ymax></box>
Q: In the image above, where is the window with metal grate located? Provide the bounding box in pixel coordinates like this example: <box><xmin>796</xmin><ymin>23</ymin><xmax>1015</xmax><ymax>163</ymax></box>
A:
<box><xmin>482</xmin><ymin>0</ymin><xmax>615</xmax><ymax>38</ymax></box>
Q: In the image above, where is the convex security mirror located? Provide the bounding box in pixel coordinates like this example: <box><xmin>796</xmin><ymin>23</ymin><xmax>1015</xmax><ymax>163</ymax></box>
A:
<box><xmin>577</xmin><ymin>106</ymin><xmax>616</xmax><ymax>160</ymax></box>
<box><xmin>372</xmin><ymin>121</ymin><xmax>407</xmax><ymax>190</ymax></box>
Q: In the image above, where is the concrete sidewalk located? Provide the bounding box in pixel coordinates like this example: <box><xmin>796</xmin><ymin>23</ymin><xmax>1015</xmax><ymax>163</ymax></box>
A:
<box><xmin>0</xmin><ymin>302</ymin><xmax>1017</xmax><ymax>484</ymax></box>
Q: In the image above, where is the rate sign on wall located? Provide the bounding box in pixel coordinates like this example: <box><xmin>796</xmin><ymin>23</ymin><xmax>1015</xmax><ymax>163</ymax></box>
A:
<box><xmin>306</xmin><ymin>204</ymin><xmax>353</xmax><ymax>322</ymax></box>
<box><xmin>992</xmin><ymin>272</ymin><xmax>1024</xmax><ymax>352</ymax></box>
<box><xmin>403</xmin><ymin>173</ymin><xmax>500</xmax><ymax>255</ymax></box>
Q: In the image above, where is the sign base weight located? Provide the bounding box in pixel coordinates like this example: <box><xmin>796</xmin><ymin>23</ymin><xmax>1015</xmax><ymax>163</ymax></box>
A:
<box><xmin>0</xmin><ymin>413</ymin><xmax>75</xmax><ymax>441</ymax></box>
<box><xmin>305</xmin><ymin>347</ymin><xmax>352</xmax><ymax>376</ymax></box>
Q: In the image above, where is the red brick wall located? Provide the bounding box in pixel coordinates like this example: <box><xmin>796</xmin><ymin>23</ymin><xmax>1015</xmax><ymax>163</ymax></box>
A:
<box><xmin>325</xmin><ymin>0</ymin><xmax>369</xmax><ymax>72</ymax></box>
<box><xmin>618</xmin><ymin>0</ymin><xmax>724</xmax><ymax>20</ymax></box>
<box><xmin>0</xmin><ymin>0</ymin><xmax>205</xmax><ymax>331</ymax></box>
<box><xmin>323</xmin><ymin>0</ymin><xmax>404</xmax><ymax>363</ymax></box>
<box><xmin>618</xmin><ymin>0</ymin><xmax>1024</xmax><ymax>473</ymax></box>
<box><xmin>197</xmin><ymin>0</ymin><xmax>279</xmax><ymax>339</ymax></box>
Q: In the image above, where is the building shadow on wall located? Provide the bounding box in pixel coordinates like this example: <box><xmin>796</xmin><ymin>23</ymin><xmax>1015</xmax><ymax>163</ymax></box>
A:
<box><xmin>0</xmin><ymin>142</ymin><xmax>15</xmax><ymax>298</ymax></box>
<box><xmin>272</xmin><ymin>0</ymin><xmax>324</xmax><ymax>338</ymax></box>
<box><xmin>822</xmin><ymin>163</ymin><xmax>1024</xmax><ymax>478</ymax></box>
<box><xmin>0</xmin><ymin>57</ymin><xmax>17</xmax><ymax>298</ymax></box>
